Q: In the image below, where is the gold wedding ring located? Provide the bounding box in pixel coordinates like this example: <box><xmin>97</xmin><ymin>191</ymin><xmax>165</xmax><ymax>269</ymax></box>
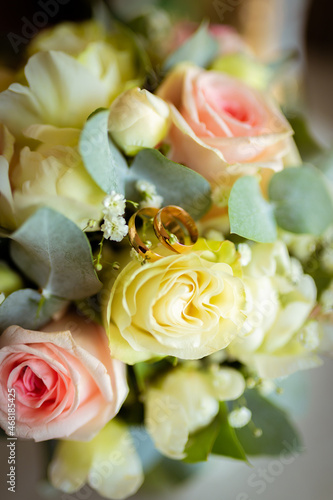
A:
<box><xmin>128</xmin><ymin>207</ymin><xmax>163</xmax><ymax>262</ymax></box>
<box><xmin>153</xmin><ymin>205</ymin><xmax>198</xmax><ymax>254</ymax></box>
<box><xmin>128</xmin><ymin>205</ymin><xmax>199</xmax><ymax>261</ymax></box>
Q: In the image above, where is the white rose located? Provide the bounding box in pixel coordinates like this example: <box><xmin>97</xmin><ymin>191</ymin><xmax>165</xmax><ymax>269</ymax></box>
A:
<box><xmin>144</xmin><ymin>366</ymin><xmax>245</xmax><ymax>459</ymax></box>
<box><xmin>228</xmin><ymin>242</ymin><xmax>321</xmax><ymax>378</ymax></box>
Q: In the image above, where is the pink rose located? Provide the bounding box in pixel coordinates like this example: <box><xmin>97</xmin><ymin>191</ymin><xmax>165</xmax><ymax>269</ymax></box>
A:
<box><xmin>168</xmin><ymin>22</ymin><xmax>249</xmax><ymax>56</ymax></box>
<box><xmin>0</xmin><ymin>313</ymin><xmax>128</xmax><ymax>441</ymax></box>
<box><xmin>157</xmin><ymin>65</ymin><xmax>293</xmax><ymax>190</ymax></box>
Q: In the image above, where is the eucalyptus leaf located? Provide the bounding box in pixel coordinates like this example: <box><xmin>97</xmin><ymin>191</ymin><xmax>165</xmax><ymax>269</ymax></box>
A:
<box><xmin>163</xmin><ymin>22</ymin><xmax>219</xmax><ymax>72</ymax></box>
<box><xmin>80</xmin><ymin>109</ymin><xmax>128</xmax><ymax>195</ymax></box>
<box><xmin>0</xmin><ymin>289</ymin><xmax>66</xmax><ymax>333</ymax></box>
<box><xmin>229</xmin><ymin>176</ymin><xmax>277</xmax><ymax>242</ymax></box>
<box><xmin>126</xmin><ymin>148</ymin><xmax>211</xmax><ymax>219</ymax></box>
<box><xmin>235</xmin><ymin>390</ymin><xmax>302</xmax><ymax>456</ymax></box>
<box><xmin>269</xmin><ymin>165</ymin><xmax>333</xmax><ymax>235</ymax></box>
<box><xmin>10</xmin><ymin>208</ymin><xmax>102</xmax><ymax>300</ymax></box>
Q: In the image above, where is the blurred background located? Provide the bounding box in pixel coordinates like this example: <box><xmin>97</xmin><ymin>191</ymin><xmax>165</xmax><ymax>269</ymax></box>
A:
<box><xmin>0</xmin><ymin>1</ymin><xmax>332</xmax><ymax>499</ymax></box>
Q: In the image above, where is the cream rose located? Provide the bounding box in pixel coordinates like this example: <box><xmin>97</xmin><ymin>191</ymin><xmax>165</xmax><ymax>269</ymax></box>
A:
<box><xmin>49</xmin><ymin>420</ymin><xmax>144</xmax><ymax>500</ymax></box>
<box><xmin>104</xmin><ymin>250</ymin><xmax>246</xmax><ymax>364</ymax></box>
<box><xmin>157</xmin><ymin>65</ymin><xmax>293</xmax><ymax>192</ymax></box>
<box><xmin>0</xmin><ymin>313</ymin><xmax>128</xmax><ymax>441</ymax></box>
<box><xmin>228</xmin><ymin>242</ymin><xmax>322</xmax><ymax>378</ymax></box>
<box><xmin>108</xmin><ymin>87</ymin><xmax>170</xmax><ymax>156</ymax></box>
<box><xmin>145</xmin><ymin>365</ymin><xmax>245</xmax><ymax>459</ymax></box>
<box><xmin>1</xmin><ymin>127</ymin><xmax>105</xmax><ymax>230</ymax></box>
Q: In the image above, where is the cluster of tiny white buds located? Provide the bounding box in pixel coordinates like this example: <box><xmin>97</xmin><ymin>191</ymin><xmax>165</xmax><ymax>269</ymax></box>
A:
<box><xmin>135</xmin><ymin>179</ymin><xmax>163</xmax><ymax>209</ymax></box>
<box><xmin>101</xmin><ymin>192</ymin><xmax>128</xmax><ymax>242</ymax></box>
<box><xmin>238</xmin><ymin>243</ymin><xmax>252</xmax><ymax>267</ymax></box>
<box><xmin>103</xmin><ymin>191</ymin><xmax>126</xmax><ymax>216</ymax></box>
<box><xmin>101</xmin><ymin>216</ymin><xmax>128</xmax><ymax>242</ymax></box>
<box><xmin>228</xmin><ymin>406</ymin><xmax>252</xmax><ymax>428</ymax></box>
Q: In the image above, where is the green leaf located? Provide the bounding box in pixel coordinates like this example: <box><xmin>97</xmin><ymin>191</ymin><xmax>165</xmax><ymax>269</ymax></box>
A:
<box><xmin>10</xmin><ymin>208</ymin><xmax>102</xmax><ymax>300</ymax></box>
<box><xmin>212</xmin><ymin>403</ymin><xmax>248</xmax><ymax>461</ymax></box>
<box><xmin>80</xmin><ymin>109</ymin><xmax>128</xmax><ymax>195</ymax></box>
<box><xmin>126</xmin><ymin>148</ymin><xmax>211</xmax><ymax>219</ymax></box>
<box><xmin>184</xmin><ymin>403</ymin><xmax>247</xmax><ymax>463</ymax></box>
<box><xmin>287</xmin><ymin>114</ymin><xmax>323</xmax><ymax>162</ymax></box>
<box><xmin>163</xmin><ymin>22</ymin><xmax>219</xmax><ymax>72</ymax></box>
<box><xmin>235</xmin><ymin>390</ymin><xmax>302</xmax><ymax>456</ymax></box>
<box><xmin>0</xmin><ymin>289</ymin><xmax>66</xmax><ymax>333</ymax></box>
<box><xmin>229</xmin><ymin>176</ymin><xmax>277</xmax><ymax>242</ymax></box>
<box><xmin>269</xmin><ymin>165</ymin><xmax>333</xmax><ymax>235</ymax></box>
<box><xmin>184</xmin><ymin>417</ymin><xmax>221</xmax><ymax>463</ymax></box>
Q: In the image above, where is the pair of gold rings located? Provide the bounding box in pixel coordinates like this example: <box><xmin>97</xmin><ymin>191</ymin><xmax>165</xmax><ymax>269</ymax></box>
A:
<box><xmin>128</xmin><ymin>205</ymin><xmax>199</xmax><ymax>262</ymax></box>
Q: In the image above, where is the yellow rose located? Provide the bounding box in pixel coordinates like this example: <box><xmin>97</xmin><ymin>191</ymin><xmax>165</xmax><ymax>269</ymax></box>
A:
<box><xmin>2</xmin><ymin>127</ymin><xmax>105</xmax><ymax>230</ymax></box>
<box><xmin>228</xmin><ymin>242</ymin><xmax>321</xmax><ymax>378</ymax></box>
<box><xmin>104</xmin><ymin>245</ymin><xmax>246</xmax><ymax>364</ymax></box>
<box><xmin>145</xmin><ymin>365</ymin><xmax>245</xmax><ymax>459</ymax></box>
<box><xmin>108</xmin><ymin>88</ymin><xmax>170</xmax><ymax>156</ymax></box>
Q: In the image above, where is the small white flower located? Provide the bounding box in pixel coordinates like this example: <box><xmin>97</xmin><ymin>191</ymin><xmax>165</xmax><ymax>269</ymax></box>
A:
<box><xmin>130</xmin><ymin>248</ymin><xmax>144</xmax><ymax>263</ymax></box>
<box><xmin>136</xmin><ymin>180</ymin><xmax>156</xmax><ymax>197</ymax></box>
<box><xmin>212</xmin><ymin>185</ymin><xmax>231</xmax><ymax>208</ymax></box>
<box><xmin>0</xmin><ymin>293</ymin><xmax>5</xmax><ymax>305</ymax></box>
<box><xmin>140</xmin><ymin>194</ymin><xmax>163</xmax><ymax>209</ymax></box>
<box><xmin>228</xmin><ymin>406</ymin><xmax>252</xmax><ymax>428</ymax></box>
<box><xmin>135</xmin><ymin>179</ymin><xmax>163</xmax><ymax>208</ymax></box>
<box><xmin>299</xmin><ymin>321</ymin><xmax>320</xmax><ymax>351</ymax></box>
<box><xmin>238</xmin><ymin>243</ymin><xmax>252</xmax><ymax>267</ymax></box>
<box><xmin>102</xmin><ymin>191</ymin><xmax>126</xmax><ymax>216</ymax></box>
<box><xmin>101</xmin><ymin>215</ymin><xmax>128</xmax><ymax>242</ymax></box>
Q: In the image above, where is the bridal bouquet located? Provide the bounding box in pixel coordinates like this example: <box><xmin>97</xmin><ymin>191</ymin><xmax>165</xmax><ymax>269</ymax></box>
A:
<box><xmin>0</xmin><ymin>6</ymin><xmax>332</xmax><ymax>499</ymax></box>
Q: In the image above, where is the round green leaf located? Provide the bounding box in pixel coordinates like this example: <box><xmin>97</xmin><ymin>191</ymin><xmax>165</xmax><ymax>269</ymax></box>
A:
<box><xmin>269</xmin><ymin>165</ymin><xmax>333</xmax><ymax>235</ymax></box>
<box><xmin>229</xmin><ymin>176</ymin><xmax>277</xmax><ymax>242</ymax></box>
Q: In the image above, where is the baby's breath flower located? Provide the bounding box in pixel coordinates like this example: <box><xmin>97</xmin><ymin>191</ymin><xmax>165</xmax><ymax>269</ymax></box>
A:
<box><xmin>212</xmin><ymin>185</ymin><xmax>231</xmax><ymax>208</ymax></box>
<box><xmin>299</xmin><ymin>320</ymin><xmax>320</xmax><ymax>351</ymax></box>
<box><xmin>135</xmin><ymin>180</ymin><xmax>163</xmax><ymax>208</ymax></box>
<box><xmin>228</xmin><ymin>406</ymin><xmax>252</xmax><ymax>428</ymax></box>
<box><xmin>101</xmin><ymin>215</ymin><xmax>128</xmax><ymax>242</ymax></box>
<box><xmin>103</xmin><ymin>191</ymin><xmax>126</xmax><ymax>216</ymax></box>
<box><xmin>130</xmin><ymin>248</ymin><xmax>144</xmax><ymax>263</ymax></box>
<box><xmin>140</xmin><ymin>194</ymin><xmax>163</xmax><ymax>209</ymax></box>
<box><xmin>238</xmin><ymin>243</ymin><xmax>252</xmax><ymax>267</ymax></box>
